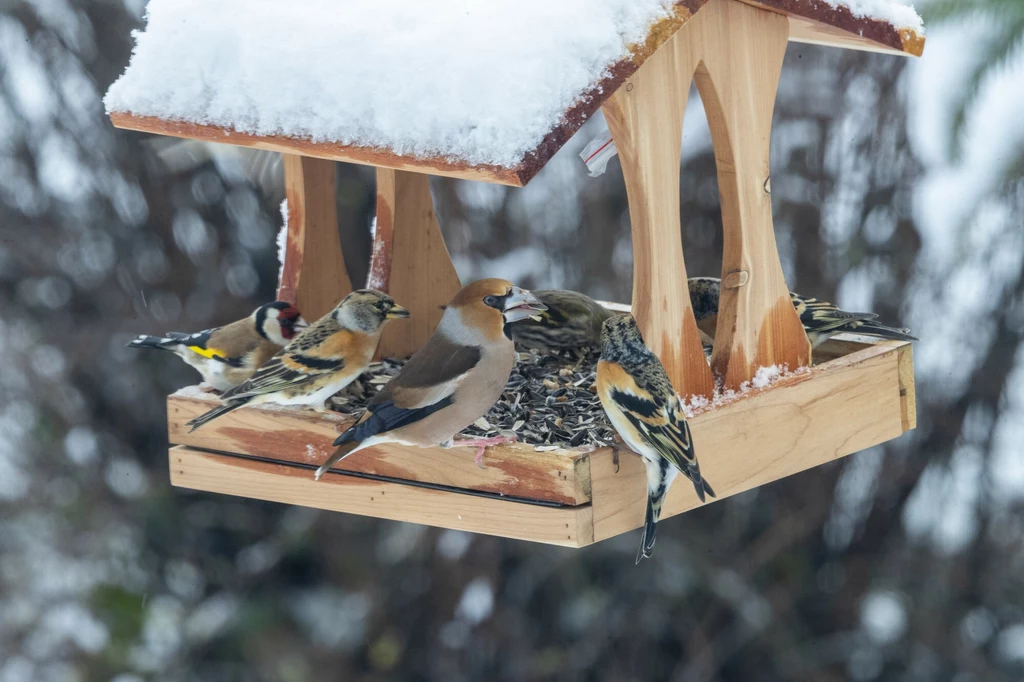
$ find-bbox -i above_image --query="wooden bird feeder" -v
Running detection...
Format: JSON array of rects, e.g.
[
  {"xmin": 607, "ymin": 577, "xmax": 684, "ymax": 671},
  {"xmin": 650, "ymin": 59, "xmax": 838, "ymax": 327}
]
[{"xmin": 109, "ymin": 0, "xmax": 923, "ymax": 547}]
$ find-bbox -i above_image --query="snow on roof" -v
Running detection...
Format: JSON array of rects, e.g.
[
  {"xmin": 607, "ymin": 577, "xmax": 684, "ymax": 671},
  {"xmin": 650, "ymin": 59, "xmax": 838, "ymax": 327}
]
[
  {"xmin": 105, "ymin": 0, "xmax": 923, "ymax": 176},
  {"xmin": 105, "ymin": 0, "xmax": 680, "ymax": 170},
  {"xmin": 824, "ymin": 0, "xmax": 923, "ymax": 35}
]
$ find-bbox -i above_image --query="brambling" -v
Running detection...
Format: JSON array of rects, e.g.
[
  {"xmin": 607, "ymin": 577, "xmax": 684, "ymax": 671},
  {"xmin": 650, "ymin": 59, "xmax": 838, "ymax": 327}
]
[
  {"xmin": 597, "ymin": 313, "xmax": 715, "ymax": 563},
  {"xmin": 186, "ymin": 290, "xmax": 409, "ymax": 432}
]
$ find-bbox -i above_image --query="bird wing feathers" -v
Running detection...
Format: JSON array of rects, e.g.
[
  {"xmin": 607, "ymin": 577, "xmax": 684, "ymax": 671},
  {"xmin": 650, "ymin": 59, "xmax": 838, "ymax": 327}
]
[
  {"xmin": 791, "ymin": 294, "xmax": 876, "ymax": 333},
  {"xmin": 334, "ymin": 339, "xmax": 481, "ymax": 446},
  {"xmin": 220, "ymin": 320, "xmax": 349, "ymax": 400},
  {"xmin": 598, "ymin": 361, "xmax": 696, "ymax": 474},
  {"xmin": 169, "ymin": 316, "xmax": 265, "ymax": 367}
]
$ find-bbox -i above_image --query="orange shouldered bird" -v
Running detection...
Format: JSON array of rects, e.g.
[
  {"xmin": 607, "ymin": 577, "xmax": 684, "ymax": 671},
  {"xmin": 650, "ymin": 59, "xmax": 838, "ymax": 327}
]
[
  {"xmin": 314, "ymin": 278, "xmax": 546, "ymax": 480},
  {"xmin": 596, "ymin": 313, "xmax": 715, "ymax": 563},
  {"xmin": 127, "ymin": 301, "xmax": 306, "ymax": 391},
  {"xmin": 186, "ymin": 290, "xmax": 409, "ymax": 432}
]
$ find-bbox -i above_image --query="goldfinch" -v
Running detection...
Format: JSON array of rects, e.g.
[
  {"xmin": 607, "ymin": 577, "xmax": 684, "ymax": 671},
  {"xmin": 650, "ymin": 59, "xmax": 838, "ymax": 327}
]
[
  {"xmin": 688, "ymin": 277, "xmax": 917, "ymax": 349},
  {"xmin": 314, "ymin": 279, "xmax": 546, "ymax": 480},
  {"xmin": 506, "ymin": 289, "xmax": 612, "ymax": 352},
  {"xmin": 186, "ymin": 290, "xmax": 409, "ymax": 432},
  {"xmin": 596, "ymin": 314, "xmax": 715, "ymax": 563},
  {"xmin": 127, "ymin": 301, "xmax": 305, "ymax": 391}
]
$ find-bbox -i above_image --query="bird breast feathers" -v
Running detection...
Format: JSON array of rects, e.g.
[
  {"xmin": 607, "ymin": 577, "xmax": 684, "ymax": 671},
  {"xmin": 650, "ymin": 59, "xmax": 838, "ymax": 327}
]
[
  {"xmin": 312, "ymin": 328, "xmax": 377, "ymax": 361},
  {"xmin": 597, "ymin": 360, "xmax": 672, "ymax": 428}
]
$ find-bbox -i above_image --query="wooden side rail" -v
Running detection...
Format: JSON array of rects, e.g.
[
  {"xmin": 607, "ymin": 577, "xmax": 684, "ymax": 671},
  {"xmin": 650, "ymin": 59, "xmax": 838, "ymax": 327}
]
[
  {"xmin": 278, "ymin": 155, "xmax": 352, "ymax": 320},
  {"xmin": 603, "ymin": 0, "xmax": 811, "ymax": 395}
]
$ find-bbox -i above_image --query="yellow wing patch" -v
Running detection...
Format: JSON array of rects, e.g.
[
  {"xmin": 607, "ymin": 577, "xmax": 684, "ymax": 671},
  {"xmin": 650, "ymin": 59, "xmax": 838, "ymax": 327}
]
[{"xmin": 188, "ymin": 345, "xmax": 226, "ymax": 361}]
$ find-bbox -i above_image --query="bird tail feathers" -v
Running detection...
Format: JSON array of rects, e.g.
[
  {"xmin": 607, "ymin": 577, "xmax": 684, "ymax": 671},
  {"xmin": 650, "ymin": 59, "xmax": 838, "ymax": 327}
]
[
  {"xmin": 854, "ymin": 320, "xmax": 918, "ymax": 342},
  {"xmin": 636, "ymin": 495, "xmax": 659, "ymax": 564},
  {"xmin": 314, "ymin": 440, "xmax": 362, "ymax": 481},
  {"xmin": 186, "ymin": 401, "xmax": 244, "ymax": 432},
  {"xmin": 127, "ymin": 335, "xmax": 181, "ymax": 352}
]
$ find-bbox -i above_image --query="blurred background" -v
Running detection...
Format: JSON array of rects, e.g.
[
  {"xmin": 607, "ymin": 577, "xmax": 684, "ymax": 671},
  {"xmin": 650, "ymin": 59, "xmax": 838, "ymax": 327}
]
[{"xmin": 2, "ymin": 0, "xmax": 1023, "ymax": 680}]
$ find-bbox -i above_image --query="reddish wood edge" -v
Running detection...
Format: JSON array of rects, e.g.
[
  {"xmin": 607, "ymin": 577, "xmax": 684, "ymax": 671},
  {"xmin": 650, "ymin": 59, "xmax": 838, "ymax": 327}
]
[
  {"xmin": 167, "ymin": 392, "xmax": 593, "ymax": 506},
  {"xmin": 741, "ymin": 0, "xmax": 925, "ymax": 56}
]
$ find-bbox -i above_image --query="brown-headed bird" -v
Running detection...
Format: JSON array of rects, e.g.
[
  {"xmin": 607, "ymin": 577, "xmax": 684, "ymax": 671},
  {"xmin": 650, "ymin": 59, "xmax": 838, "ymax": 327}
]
[
  {"xmin": 688, "ymin": 277, "xmax": 917, "ymax": 349},
  {"xmin": 127, "ymin": 301, "xmax": 306, "ymax": 391},
  {"xmin": 596, "ymin": 314, "xmax": 715, "ymax": 563},
  {"xmin": 314, "ymin": 279, "xmax": 546, "ymax": 480},
  {"xmin": 506, "ymin": 289, "xmax": 612, "ymax": 352},
  {"xmin": 186, "ymin": 290, "xmax": 408, "ymax": 432}
]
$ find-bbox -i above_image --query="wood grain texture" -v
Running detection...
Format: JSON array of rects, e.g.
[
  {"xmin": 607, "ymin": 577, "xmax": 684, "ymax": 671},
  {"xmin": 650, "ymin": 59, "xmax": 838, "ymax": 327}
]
[
  {"xmin": 589, "ymin": 339, "xmax": 912, "ymax": 543},
  {"xmin": 371, "ymin": 169, "xmax": 462, "ymax": 359},
  {"xmin": 897, "ymin": 342, "xmax": 916, "ymax": 431},
  {"xmin": 111, "ymin": 113, "xmax": 528, "ymax": 186},
  {"xmin": 170, "ymin": 446, "xmax": 594, "ymax": 547},
  {"xmin": 602, "ymin": 25, "xmax": 715, "ymax": 400},
  {"xmin": 739, "ymin": 0, "xmax": 925, "ymax": 56},
  {"xmin": 279, "ymin": 155, "xmax": 352, "ymax": 321},
  {"xmin": 167, "ymin": 393, "xmax": 593, "ymax": 506},
  {"xmin": 690, "ymin": 0, "xmax": 812, "ymax": 389}
]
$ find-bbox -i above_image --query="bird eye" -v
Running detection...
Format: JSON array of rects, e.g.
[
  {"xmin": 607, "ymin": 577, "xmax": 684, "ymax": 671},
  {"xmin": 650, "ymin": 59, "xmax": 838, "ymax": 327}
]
[{"xmin": 484, "ymin": 295, "xmax": 498, "ymax": 307}]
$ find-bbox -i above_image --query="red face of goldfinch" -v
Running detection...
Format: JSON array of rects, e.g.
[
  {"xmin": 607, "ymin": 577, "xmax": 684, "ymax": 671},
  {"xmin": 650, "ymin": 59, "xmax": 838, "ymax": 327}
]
[
  {"xmin": 258, "ymin": 301, "xmax": 306, "ymax": 344},
  {"xmin": 449, "ymin": 278, "xmax": 546, "ymax": 341}
]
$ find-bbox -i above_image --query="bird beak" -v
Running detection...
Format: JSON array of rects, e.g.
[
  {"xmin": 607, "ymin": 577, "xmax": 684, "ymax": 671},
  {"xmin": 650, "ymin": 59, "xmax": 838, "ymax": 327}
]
[
  {"xmin": 293, "ymin": 317, "xmax": 310, "ymax": 330},
  {"xmin": 502, "ymin": 287, "xmax": 546, "ymax": 323},
  {"xmin": 385, "ymin": 304, "xmax": 411, "ymax": 319}
]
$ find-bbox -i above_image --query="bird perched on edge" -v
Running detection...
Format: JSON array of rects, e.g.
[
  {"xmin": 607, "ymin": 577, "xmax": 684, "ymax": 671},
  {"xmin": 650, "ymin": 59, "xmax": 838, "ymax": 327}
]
[
  {"xmin": 596, "ymin": 314, "xmax": 715, "ymax": 563},
  {"xmin": 688, "ymin": 277, "xmax": 918, "ymax": 349},
  {"xmin": 314, "ymin": 278, "xmax": 547, "ymax": 481},
  {"xmin": 127, "ymin": 301, "xmax": 306, "ymax": 391},
  {"xmin": 186, "ymin": 290, "xmax": 409, "ymax": 432},
  {"xmin": 506, "ymin": 289, "xmax": 612, "ymax": 352}
]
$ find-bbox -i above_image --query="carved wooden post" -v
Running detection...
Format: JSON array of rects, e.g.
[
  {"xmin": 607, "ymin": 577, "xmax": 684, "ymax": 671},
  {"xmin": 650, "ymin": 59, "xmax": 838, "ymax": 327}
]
[
  {"xmin": 693, "ymin": 0, "xmax": 811, "ymax": 389},
  {"xmin": 602, "ymin": 14, "xmax": 715, "ymax": 400},
  {"xmin": 278, "ymin": 155, "xmax": 352, "ymax": 321},
  {"xmin": 370, "ymin": 168, "xmax": 461, "ymax": 358}
]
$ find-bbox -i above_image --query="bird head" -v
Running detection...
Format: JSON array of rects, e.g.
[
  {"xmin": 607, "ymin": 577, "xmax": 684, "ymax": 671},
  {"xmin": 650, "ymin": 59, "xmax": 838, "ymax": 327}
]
[
  {"xmin": 600, "ymin": 313, "xmax": 652, "ymax": 364},
  {"xmin": 257, "ymin": 301, "xmax": 307, "ymax": 344},
  {"xmin": 446, "ymin": 278, "xmax": 546, "ymax": 342},
  {"xmin": 334, "ymin": 289, "xmax": 410, "ymax": 333}
]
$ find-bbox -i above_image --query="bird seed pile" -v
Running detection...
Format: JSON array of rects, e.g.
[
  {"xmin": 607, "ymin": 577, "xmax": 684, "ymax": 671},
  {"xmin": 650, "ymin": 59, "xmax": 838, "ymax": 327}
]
[{"xmin": 328, "ymin": 351, "xmax": 616, "ymax": 449}]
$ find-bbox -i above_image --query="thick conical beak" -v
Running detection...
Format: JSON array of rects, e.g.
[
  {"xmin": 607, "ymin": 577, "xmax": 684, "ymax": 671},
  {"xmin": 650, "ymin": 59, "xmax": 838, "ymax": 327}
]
[
  {"xmin": 292, "ymin": 316, "xmax": 310, "ymax": 330},
  {"xmin": 502, "ymin": 287, "xmax": 546, "ymax": 323},
  {"xmin": 385, "ymin": 304, "xmax": 411, "ymax": 319}
]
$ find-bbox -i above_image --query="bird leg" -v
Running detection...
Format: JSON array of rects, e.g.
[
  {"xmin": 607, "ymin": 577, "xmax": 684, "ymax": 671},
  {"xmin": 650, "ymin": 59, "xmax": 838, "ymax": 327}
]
[{"xmin": 450, "ymin": 435, "xmax": 518, "ymax": 468}]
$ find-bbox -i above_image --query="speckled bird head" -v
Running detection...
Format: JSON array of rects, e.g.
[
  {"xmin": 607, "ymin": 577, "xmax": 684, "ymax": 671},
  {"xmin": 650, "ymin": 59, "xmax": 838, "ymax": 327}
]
[
  {"xmin": 600, "ymin": 313, "xmax": 654, "ymax": 366},
  {"xmin": 687, "ymin": 277, "xmax": 722, "ymax": 323},
  {"xmin": 334, "ymin": 289, "xmax": 410, "ymax": 333}
]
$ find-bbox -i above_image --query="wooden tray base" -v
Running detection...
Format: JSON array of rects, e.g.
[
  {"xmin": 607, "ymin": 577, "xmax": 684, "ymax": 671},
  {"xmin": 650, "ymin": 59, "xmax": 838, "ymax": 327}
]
[{"xmin": 167, "ymin": 337, "xmax": 914, "ymax": 547}]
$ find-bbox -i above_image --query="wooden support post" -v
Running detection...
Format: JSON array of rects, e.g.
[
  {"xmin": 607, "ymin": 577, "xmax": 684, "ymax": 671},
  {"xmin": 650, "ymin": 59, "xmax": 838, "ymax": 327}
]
[
  {"xmin": 693, "ymin": 0, "xmax": 812, "ymax": 388},
  {"xmin": 370, "ymin": 169, "xmax": 462, "ymax": 359},
  {"xmin": 602, "ymin": 29, "xmax": 716, "ymax": 400},
  {"xmin": 278, "ymin": 155, "xmax": 352, "ymax": 321}
]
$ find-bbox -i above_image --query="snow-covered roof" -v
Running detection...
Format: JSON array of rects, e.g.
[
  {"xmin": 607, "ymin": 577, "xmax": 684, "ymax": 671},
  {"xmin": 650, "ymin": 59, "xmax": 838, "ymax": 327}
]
[{"xmin": 105, "ymin": 0, "xmax": 923, "ymax": 186}]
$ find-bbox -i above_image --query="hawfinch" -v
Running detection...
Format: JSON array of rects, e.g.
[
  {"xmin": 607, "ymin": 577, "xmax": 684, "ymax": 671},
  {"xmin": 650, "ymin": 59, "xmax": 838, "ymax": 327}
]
[
  {"xmin": 127, "ymin": 301, "xmax": 305, "ymax": 391},
  {"xmin": 688, "ymin": 277, "xmax": 917, "ymax": 349},
  {"xmin": 506, "ymin": 289, "xmax": 612, "ymax": 352},
  {"xmin": 596, "ymin": 314, "xmax": 715, "ymax": 563},
  {"xmin": 186, "ymin": 290, "xmax": 409, "ymax": 432},
  {"xmin": 314, "ymin": 278, "xmax": 546, "ymax": 480}
]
